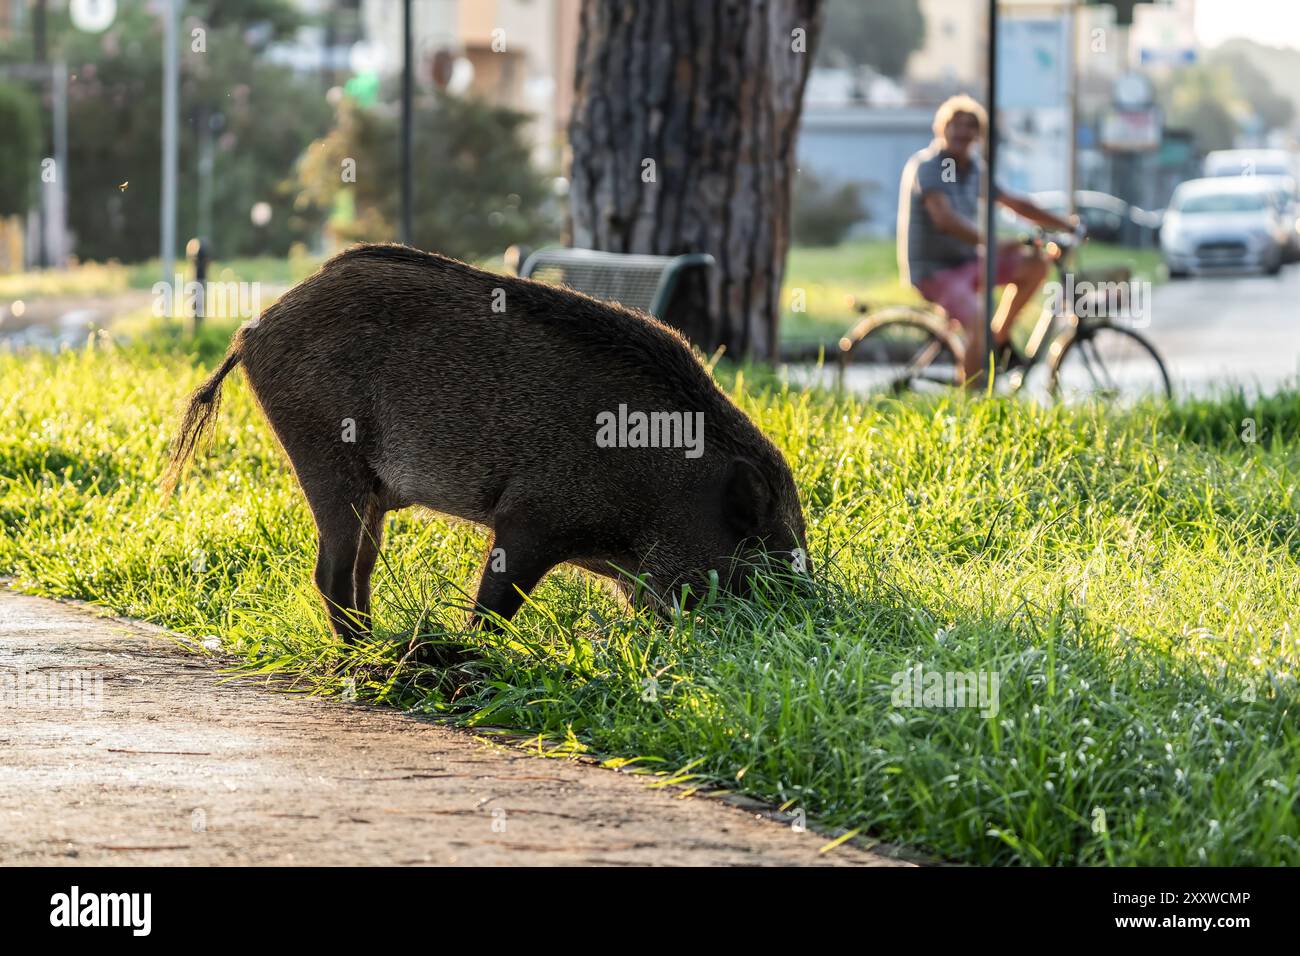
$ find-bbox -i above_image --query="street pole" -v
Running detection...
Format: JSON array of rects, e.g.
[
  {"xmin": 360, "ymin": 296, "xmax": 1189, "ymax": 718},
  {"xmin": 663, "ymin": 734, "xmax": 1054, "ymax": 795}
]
[
  {"xmin": 34, "ymin": 0, "xmax": 48, "ymax": 268},
  {"xmin": 161, "ymin": 0, "xmax": 179, "ymax": 299},
  {"xmin": 1067, "ymin": 0, "xmax": 1078, "ymax": 223},
  {"xmin": 197, "ymin": 109, "xmax": 215, "ymax": 245},
  {"xmin": 52, "ymin": 58, "xmax": 68, "ymax": 267},
  {"xmin": 400, "ymin": 0, "xmax": 414, "ymax": 246},
  {"xmin": 983, "ymin": 0, "xmax": 999, "ymax": 384}
]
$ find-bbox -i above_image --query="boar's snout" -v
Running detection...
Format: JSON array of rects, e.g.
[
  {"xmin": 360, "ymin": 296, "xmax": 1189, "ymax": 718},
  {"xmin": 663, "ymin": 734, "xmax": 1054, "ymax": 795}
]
[
  {"xmin": 718, "ymin": 455, "xmax": 810, "ymax": 581},
  {"xmin": 719, "ymin": 454, "xmax": 813, "ymax": 600},
  {"xmin": 630, "ymin": 454, "xmax": 810, "ymax": 616}
]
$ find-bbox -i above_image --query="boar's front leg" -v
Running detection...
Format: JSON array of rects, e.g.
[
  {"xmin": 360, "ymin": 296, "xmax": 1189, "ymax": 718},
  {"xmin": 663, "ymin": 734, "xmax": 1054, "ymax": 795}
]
[
  {"xmin": 469, "ymin": 521, "xmax": 560, "ymax": 630},
  {"xmin": 312, "ymin": 506, "xmax": 367, "ymax": 642}
]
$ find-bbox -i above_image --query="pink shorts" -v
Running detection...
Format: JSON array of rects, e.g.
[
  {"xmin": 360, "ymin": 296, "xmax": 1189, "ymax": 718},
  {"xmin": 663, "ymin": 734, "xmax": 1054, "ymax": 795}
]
[{"xmin": 915, "ymin": 248, "xmax": 1024, "ymax": 332}]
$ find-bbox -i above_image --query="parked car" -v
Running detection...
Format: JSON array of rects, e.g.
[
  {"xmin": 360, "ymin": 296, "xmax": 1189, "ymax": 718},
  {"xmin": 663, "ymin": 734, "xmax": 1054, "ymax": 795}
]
[
  {"xmin": 1160, "ymin": 177, "xmax": 1290, "ymax": 277},
  {"xmin": 1203, "ymin": 148, "xmax": 1298, "ymax": 180},
  {"xmin": 1201, "ymin": 149, "xmax": 1300, "ymax": 262},
  {"xmin": 999, "ymin": 190, "xmax": 1161, "ymax": 244}
]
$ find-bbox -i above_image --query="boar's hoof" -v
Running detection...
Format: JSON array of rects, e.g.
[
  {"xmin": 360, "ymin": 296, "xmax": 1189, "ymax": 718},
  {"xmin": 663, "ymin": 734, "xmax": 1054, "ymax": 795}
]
[{"xmin": 409, "ymin": 636, "xmax": 477, "ymax": 669}]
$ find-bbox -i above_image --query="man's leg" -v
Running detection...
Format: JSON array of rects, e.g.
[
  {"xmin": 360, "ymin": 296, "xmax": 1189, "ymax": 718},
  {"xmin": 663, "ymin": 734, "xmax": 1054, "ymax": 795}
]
[
  {"xmin": 918, "ymin": 263, "xmax": 983, "ymax": 386},
  {"xmin": 961, "ymin": 303, "xmax": 988, "ymax": 385},
  {"xmin": 989, "ymin": 242, "xmax": 1049, "ymax": 348}
]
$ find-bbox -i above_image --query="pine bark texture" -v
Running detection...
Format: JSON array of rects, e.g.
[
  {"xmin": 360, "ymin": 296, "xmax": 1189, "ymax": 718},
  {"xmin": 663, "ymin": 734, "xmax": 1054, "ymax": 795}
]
[{"xmin": 568, "ymin": 0, "xmax": 823, "ymax": 359}]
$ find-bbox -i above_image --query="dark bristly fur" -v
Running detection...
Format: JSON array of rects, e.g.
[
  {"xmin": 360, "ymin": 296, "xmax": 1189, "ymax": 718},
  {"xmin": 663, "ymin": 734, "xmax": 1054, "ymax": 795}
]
[{"xmin": 165, "ymin": 242, "xmax": 808, "ymax": 658}]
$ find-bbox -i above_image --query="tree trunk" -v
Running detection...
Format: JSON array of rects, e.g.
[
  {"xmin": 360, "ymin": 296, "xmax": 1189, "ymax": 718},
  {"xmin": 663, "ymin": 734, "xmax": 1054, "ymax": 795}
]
[{"xmin": 567, "ymin": 0, "xmax": 822, "ymax": 360}]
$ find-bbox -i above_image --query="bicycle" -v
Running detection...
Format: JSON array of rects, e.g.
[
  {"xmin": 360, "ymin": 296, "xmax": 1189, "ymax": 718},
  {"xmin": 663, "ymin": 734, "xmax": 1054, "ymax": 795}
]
[{"xmin": 837, "ymin": 229, "xmax": 1172, "ymax": 402}]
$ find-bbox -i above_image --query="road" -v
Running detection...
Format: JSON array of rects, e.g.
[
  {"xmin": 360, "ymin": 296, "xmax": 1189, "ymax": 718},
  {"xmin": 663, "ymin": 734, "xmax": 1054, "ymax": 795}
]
[
  {"xmin": 0, "ymin": 590, "xmax": 909, "ymax": 867},
  {"xmin": 1141, "ymin": 264, "xmax": 1300, "ymax": 396}
]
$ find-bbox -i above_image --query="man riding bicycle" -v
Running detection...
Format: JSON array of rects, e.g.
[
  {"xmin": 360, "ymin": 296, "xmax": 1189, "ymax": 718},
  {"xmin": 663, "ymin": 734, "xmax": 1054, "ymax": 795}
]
[{"xmin": 898, "ymin": 95, "xmax": 1079, "ymax": 385}]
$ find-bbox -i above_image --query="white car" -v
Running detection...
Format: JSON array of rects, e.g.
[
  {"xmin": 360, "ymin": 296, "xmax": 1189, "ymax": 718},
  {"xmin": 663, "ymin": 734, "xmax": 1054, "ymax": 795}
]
[
  {"xmin": 1160, "ymin": 178, "xmax": 1290, "ymax": 277},
  {"xmin": 1203, "ymin": 148, "xmax": 1297, "ymax": 180}
]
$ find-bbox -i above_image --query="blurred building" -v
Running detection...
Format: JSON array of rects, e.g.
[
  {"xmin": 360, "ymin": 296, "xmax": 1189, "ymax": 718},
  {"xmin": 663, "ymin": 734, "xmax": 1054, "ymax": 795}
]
[
  {"xmin": 908, "ymin": 0, "xmax": 985, "ymax": 96},
  {"xmin": 454, "ymin": 0, "xmax": 579, "ymax": 165},
  {"xmin": 797, "ymin": 0, "xmax": 1209, "ymax": 240},
  {"xmin": 797, "ymin": 0, "xmax": 990, "ymax": 239},
  {"xmin": 798, "ymin": 106, "xmax": 933, "ymax": 237},
  {"xmin": 0, "ymin": 0, "xmax": 21, "ymax": 40},
  {"xmin": 277, "ymin": 0, "xmax": 577, "ymax": 167},
  {"xmin": 1076, "ymin": 0, "xmax": 1202, "ymax": 217}
]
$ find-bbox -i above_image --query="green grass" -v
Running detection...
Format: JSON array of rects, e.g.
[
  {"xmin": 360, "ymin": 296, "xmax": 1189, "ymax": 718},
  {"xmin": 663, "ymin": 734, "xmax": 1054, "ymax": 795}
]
[
  {"xmin": 0, "ymin": 251, "xmax": 327, "ymax": 302},
  {"xmin": 0, "ymin": 260, "xmax": 133, "ymax": 301},
  {"xmin": 0, "ymin": 247, "xmax": 529, "ymax": 305},
  {"xmin": 2, "ymin": 325, "xmax": 1297, "ymax": 866}
]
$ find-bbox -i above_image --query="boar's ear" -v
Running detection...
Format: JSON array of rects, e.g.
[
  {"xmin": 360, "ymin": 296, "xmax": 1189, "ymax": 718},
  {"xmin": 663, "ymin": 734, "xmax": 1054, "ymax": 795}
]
[{"xmin": 723, "ymin": 457, "xmax": 773, "ymax": 535}]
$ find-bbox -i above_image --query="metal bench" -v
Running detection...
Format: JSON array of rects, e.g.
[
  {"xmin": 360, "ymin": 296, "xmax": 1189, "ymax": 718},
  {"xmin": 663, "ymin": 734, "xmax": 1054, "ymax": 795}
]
[{"xmin": 519, "ymin": 247, "xmax": 714, "ymax": 320}]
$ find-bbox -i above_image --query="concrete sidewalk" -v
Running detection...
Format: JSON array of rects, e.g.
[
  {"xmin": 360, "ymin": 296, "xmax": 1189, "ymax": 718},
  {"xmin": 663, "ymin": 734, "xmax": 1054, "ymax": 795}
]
[{"xmin": 0, "ymin": 590, "xmax": 907, "ymax": 866}]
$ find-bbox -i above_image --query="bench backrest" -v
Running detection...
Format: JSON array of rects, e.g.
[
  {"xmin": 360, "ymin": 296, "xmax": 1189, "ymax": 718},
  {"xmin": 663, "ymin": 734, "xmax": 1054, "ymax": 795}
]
[{"xmin": 519, "ymin": 248, "xmax": 714, "ymax": 318}]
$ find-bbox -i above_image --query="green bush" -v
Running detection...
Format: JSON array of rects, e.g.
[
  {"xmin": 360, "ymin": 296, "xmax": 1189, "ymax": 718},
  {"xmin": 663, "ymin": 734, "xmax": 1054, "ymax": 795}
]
[
  {"xmin": 791, "ymin": 170, "xmax": 868, "ymax": 247},
  {"xmin": 296, "ymin": 92, "xmax": 560, "ymax": 263},
  {"xmin": 0, "ymin": 82, "xmax": 40, "ymax": 218}
]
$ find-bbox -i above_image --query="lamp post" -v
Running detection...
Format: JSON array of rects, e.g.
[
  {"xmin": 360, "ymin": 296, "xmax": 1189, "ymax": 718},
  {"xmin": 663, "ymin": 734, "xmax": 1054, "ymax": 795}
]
[
  {"xmin": 400, "ymin": 0, "xmax": 413, "ymax": 246},
  {"xmin": 161, "ymin": 0, "xmax": 179, "ymax": 295},
  {"xmin": 983, "ymin": 0, "xmax": 1000, "ymax": 385}
]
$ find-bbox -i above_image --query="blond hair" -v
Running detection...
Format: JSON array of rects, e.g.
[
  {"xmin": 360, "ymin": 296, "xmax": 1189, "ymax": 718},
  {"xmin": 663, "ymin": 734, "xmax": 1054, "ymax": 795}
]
[{"xmin": 932, "ymin": 94, "xmax": 988, "ymax": 141}]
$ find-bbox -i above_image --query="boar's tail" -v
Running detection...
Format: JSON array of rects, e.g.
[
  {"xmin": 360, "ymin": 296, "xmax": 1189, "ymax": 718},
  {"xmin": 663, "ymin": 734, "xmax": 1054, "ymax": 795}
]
[{"xmin": 162, "ymin": 345, "xmax": 243, "ymax": 495}]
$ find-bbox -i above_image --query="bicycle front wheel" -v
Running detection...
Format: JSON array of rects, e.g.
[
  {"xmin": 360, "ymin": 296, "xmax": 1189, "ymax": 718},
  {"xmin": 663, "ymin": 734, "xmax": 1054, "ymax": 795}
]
[
  {"xmin": 1048, "ymin": 322, "xmax": 1172, "ymax": 402},
  {"xmin": 839, "ymin": 308, "xmax": 964, "ymax": 395}
]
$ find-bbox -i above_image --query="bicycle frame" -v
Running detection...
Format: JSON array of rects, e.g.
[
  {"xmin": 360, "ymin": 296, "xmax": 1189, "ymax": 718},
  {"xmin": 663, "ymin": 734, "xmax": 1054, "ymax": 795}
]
[{"xmin": 1000, "ymin": 233, "xmax": 1080, "ymax": 389}]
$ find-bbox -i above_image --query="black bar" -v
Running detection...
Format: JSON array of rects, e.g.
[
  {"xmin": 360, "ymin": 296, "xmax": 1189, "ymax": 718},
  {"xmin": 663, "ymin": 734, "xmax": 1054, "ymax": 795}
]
[{"xmin": 3, "ymin": 866, "xmax": 1291, "ymax": 941}]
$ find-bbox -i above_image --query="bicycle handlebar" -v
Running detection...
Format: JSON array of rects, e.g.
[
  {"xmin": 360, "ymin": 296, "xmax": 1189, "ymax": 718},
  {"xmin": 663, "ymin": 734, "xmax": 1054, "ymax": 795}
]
[
  {"xmin": 1024, "ymin": 223, "xmax": 1088, "ymax": 248},
  {"xmin": 1019, "ymin": 225, "xmax": 1087, "ymax": 264}
]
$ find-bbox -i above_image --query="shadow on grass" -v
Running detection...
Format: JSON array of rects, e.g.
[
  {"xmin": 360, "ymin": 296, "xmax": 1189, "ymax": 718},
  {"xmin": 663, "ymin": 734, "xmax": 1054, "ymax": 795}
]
[{"xmin": 224, "ymin": 544, "xmax": 1300, "ymax": 865}]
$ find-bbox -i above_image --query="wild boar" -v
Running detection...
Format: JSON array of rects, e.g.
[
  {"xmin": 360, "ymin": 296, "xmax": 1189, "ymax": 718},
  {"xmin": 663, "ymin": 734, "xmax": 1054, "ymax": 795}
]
[{"xmin": 164, "ymin": 243, "xmax": 808, "ymax": 653}]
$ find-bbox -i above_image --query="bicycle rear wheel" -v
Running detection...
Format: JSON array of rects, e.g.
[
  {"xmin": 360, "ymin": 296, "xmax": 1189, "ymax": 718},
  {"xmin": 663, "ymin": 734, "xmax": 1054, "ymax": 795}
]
[
  {"xmin": 1048, "ymin": 322, "xmax": 1171, "ymax": 402},
  {"xmin": 839, "ymin": 308, "xmax": 964, "ymax": 395}
]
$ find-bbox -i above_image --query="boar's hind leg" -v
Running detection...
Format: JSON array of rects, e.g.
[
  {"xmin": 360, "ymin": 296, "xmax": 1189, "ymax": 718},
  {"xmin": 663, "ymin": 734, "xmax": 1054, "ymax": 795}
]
[
  {"xmin": 353, "ymin": 494, "xmax": 387, "ymax": 626},
  {"xmin": 470, "ymin": 523, "xmax": 559, "ymax": 630},
  {"xmin": 302, "ymin": 478, "xmax": 370, "ymax": 643}
]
